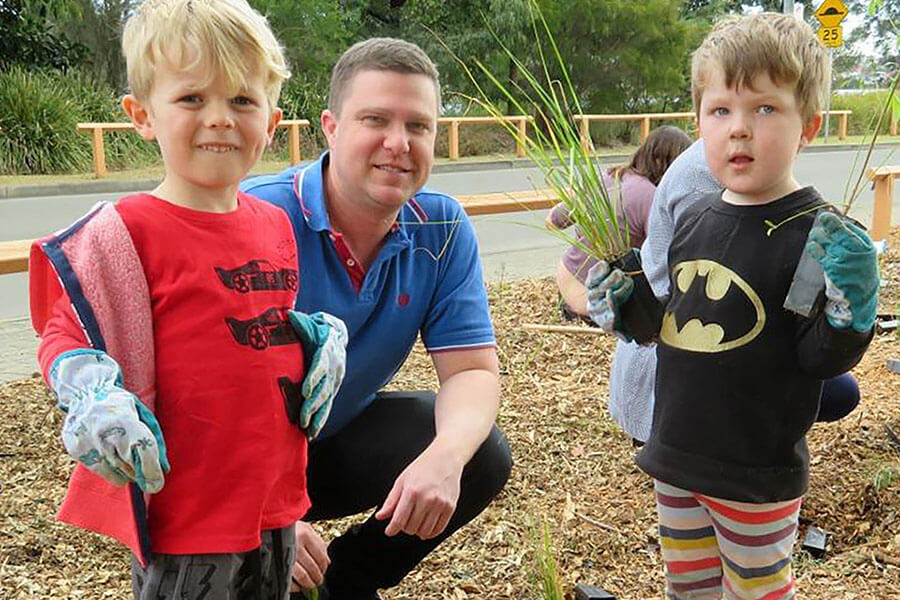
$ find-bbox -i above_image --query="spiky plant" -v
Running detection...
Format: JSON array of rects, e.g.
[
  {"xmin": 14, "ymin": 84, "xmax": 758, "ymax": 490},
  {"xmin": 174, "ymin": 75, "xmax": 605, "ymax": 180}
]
[{"xmin": 443, "ymin": 0, "xmax": 630, "ymax": 263}]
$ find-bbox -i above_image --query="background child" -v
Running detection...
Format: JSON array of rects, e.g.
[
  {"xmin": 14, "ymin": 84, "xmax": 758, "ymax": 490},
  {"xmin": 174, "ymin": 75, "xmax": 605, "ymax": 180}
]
[
  {"xmin": 586, "ymin": 13, "xmax": 877, "ymax": 599},
  {"xmin": 29, "ymin": 0, "xmax": 344, "ymax": 597},
  {"xmin": 546, "ymin": 125, "xmax": 691, "ymax": 318}
]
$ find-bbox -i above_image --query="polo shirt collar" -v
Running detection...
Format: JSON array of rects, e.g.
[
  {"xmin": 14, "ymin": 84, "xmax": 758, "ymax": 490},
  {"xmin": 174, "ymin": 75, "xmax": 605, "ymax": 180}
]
[{"xmin": 294, "ymin": 151, "xmax": 430, "ymax": 237}]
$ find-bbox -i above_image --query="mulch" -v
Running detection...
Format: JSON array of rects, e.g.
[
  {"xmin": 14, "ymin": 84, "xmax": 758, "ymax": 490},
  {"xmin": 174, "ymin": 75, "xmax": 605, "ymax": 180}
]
[{"xmin": 2, "ymin": 230, "xmax": 900, "ymax": 600}]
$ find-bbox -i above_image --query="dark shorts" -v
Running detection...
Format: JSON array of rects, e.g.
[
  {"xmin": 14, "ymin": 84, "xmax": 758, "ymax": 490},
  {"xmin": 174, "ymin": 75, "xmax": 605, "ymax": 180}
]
[{"xmin": 131, "ymin": 524, "xmax": 296, "ymax": 600}]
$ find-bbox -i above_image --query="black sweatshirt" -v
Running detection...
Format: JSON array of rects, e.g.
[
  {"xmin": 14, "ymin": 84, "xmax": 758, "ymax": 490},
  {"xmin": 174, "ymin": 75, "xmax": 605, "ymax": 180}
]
[{"xmin": 635, "ymin": 187, "xmax": 873, "ymax": 502}]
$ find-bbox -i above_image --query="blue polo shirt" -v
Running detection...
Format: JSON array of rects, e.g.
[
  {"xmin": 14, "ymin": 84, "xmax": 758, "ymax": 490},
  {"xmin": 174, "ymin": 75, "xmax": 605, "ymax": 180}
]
[{"xmin": 240, "ymin": 152, "xmax": 495, "ymax": 439}]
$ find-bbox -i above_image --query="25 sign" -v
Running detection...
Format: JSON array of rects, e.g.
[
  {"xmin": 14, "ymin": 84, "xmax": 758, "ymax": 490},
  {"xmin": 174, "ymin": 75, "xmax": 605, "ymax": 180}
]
[{"xmin": 817, "ymin": 25, "xmax": 843, "ymax": 47}]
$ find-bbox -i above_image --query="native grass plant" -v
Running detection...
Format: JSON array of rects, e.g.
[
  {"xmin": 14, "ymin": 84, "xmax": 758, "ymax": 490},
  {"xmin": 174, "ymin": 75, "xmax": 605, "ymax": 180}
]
[
  {"xmin": 529, "ymin": 520, "xmax": 566, "ymax": 600},
  {"xmin": 443, "ymin": 0, "xmax": 630, "ymax": 265}
]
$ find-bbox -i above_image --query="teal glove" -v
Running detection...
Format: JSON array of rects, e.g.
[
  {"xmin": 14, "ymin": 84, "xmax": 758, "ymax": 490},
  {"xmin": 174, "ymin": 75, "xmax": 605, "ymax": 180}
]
[
  {"xmin": 806, "ymin": 212, "xmax": 879, "ymax": 333},
  {"xmin": 288, "ymin": 311, "xmax": 348, "ymax": 439},
  {"xmin": 585, "ymin": 260, "xmax": 634, "ymax": 341},
  {"xmin": 48, "ymin": 349, "xmax": 169, "ymax": 493}
]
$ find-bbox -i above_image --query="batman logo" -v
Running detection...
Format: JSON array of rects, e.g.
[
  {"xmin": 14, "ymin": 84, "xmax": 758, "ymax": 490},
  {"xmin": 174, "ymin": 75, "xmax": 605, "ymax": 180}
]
[{"xmin": 660, "ymin": 259, "xmax": 765, "ymax": 353}]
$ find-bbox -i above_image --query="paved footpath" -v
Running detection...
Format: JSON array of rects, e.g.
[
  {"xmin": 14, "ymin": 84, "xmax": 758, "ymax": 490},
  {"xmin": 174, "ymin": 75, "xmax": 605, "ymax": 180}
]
[{"xmin": 0, "ymin": 317, "xmax": 39, "ymax": 384}]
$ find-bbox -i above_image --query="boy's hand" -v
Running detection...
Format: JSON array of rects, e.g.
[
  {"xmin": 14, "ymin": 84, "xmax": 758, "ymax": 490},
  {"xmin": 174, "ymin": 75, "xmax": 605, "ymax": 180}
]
[
  {"xmin": 805, "ymin": 212, "xmax": 879, "ymax": 333},
  {"xmin": 49, "ymin": 349, "xmax": 169, "ymax": 493},
  {"xmin": 586, "ymin": 260, "xmax": 634, "ymax": 340},
  {"xmin": 288, "ymin": 311, "xmax": 349, "ymax": 439}
]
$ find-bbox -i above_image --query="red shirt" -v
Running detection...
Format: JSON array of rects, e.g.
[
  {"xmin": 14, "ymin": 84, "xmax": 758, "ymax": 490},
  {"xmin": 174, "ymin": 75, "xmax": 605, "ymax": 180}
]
[{"xmin": 40, "ymin": 192, "xmax": 310, "ymax": 554}]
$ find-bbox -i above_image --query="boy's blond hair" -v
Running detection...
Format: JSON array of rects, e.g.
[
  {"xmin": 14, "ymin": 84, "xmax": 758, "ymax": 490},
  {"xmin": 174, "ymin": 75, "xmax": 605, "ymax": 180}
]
[
  {"xmin": 691, "ymin": 12, "xmax": 829, "ymax": 123},
  {"xmin": 122, "ymin": 0, "xmax": 289, "ymax": 110},
  {"xmin": 328, "ymin": 37, "xmax": 441, "ymax": 115}
]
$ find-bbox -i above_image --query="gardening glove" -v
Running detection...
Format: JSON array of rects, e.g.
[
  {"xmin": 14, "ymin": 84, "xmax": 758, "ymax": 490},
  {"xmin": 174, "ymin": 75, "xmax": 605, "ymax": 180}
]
[
  {"xmin": 585, "ymin": 260, "xmax": 634, "ymax": 341},
  {"xmin": 48, "ymin": 349, "xmax": 169, "ymax": 493},
  {"xmin": 805, "ymin": 211, "xmax": 879, "ymax": 333},
  {"xmin": 288, "ymin": 311, "xmax": 348, "ymax": 439}
]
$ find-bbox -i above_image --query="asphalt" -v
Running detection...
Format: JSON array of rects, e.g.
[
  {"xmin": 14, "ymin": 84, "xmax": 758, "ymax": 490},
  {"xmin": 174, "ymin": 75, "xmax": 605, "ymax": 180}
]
[
  {"xmin": 0, "ymin": 139, "xmax": 884, "ymax": 200},
  {"xmin": 0, "ymin": 141, "xmax": 896, "ymax": 384}
]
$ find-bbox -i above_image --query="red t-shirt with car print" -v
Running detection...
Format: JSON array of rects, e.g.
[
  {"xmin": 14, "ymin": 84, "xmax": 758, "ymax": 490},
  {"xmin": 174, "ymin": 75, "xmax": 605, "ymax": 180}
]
[{"xmin": 39, "ymin": 191, "xmax": 310, "ymax": 554}]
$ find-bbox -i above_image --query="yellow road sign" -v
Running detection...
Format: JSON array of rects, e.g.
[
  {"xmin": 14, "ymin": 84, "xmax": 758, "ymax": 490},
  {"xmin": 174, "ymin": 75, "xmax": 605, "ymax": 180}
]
[
  {"xmin": 815, "ymin": 0, "xmax": 848, "ymax": 28},
  {"xmin": 817, "ymin": 25, "xmax": 843, "ymax": 47}
]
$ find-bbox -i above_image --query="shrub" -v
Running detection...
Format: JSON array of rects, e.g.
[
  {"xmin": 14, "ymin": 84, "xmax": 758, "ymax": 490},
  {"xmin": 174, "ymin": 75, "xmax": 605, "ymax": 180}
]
[
  {"xmin": 55, "ymin": 68, "xmax": 160, "ymax": 171},
  {"xmin": 0, "ymin": 66, "xmax": 91, "ymax": 174},
  {"xmin": 0, "ymin": 66, "xmax": 160, "ymax": 175},
  {"xmin": 830, "ymin": 91, "xmax": 895, "ymax": 137}
]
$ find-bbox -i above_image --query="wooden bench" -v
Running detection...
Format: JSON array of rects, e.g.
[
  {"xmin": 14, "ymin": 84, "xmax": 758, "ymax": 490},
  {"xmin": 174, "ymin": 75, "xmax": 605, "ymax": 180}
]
[
  {"xmin": 457, "ymin": 188, "xmax": 556, "ymax": 215},
  {"xmin": 0, "ymin": 239, "xmax": 31, "ymax": 275},
  {"xmin": 77, "ymin": 119, "xmax": 311, "ymax": 178},
  {"xmin": 0, "ymin": 189, "xmax": 560, "ymax": 275},
  {"xmin": 439, "ymin": 116, "xmax": 530, "ymax": 161},
  {"xmin": 869, "ymin": 165, "xmax": 900, "ymax": 242}
]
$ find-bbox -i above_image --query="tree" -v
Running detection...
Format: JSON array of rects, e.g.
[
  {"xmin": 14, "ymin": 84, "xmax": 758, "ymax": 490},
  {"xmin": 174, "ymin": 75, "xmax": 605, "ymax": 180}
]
[
  {"xmin": 0, "ymin": 0, "xmax": 88, "ymax": 70},
  {"xmin": 842, "ymin": 0, "xmax": 899, "ymax": 87},
  {"xmin": 682, "ymin": 0, "xmax": 784, "ymax": 20},
  {"xmin": 64, "ymin": 0, "xmax": 139, "ymax": 93}
]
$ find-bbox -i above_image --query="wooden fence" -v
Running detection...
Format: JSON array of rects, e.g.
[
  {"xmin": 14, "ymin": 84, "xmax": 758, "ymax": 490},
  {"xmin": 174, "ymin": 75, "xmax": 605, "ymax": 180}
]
[
  {"xmin": 30, "ymin": 108, "xmax": 862, "ymax": 178},
  {"xmin": 77, "ymin": 119, "xmax": 310, "ymax": 178}
]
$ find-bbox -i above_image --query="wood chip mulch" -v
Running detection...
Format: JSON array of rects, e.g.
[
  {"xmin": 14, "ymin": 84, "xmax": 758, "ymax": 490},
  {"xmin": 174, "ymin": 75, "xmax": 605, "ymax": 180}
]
[{"xmin": 3, "ymin": 230, "xmax": 900, "ymax": 600}]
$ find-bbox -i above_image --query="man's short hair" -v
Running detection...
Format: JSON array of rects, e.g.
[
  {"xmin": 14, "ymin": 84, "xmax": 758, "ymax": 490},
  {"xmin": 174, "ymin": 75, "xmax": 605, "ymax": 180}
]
[
  {"xmin": 328, "ymin": 37, "xmax": 441, "ymax": 114},
  {"xmin": 122, "ymin": 0, "xmax": 289, "ymax": 109},
  {"xmin": 691, "ymin": 12, "xmax": 829, "ymax": 122}
]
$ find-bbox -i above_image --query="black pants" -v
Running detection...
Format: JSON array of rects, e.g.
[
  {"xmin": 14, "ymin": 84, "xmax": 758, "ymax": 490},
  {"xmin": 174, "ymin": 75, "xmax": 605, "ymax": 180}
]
[
  {"xmin": 304, "ymin": 391, "xmax": 512, "ymax": 598},
  {"xmin": 817, "ymin": 372, "xmax": 860, "ymax": 422}
]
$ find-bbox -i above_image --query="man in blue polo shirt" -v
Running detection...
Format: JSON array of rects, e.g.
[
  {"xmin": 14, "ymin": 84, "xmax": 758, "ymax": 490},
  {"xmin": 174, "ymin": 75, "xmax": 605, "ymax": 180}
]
[{"xmin": 241, "ymin": 38, "xmax": 512, "ymax": 600}]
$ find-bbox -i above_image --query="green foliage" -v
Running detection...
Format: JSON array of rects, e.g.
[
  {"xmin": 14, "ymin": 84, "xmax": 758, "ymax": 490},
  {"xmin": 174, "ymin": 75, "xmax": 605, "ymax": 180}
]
[
  {"xmin": 843, "ymin": 0, "xmax": 900, "ymax": 86},
  {"xmin": 251, "ymin": 0, "xmax": 356, "ymax": 119},
  {"xmin": 873, "ymin": 463, "xmax": 900, "ymax": 492},
  {"xmin": 831, "ymin": 91, "xmax": 898, "ymax": 135},
  {"xmin": 530, "ymin": 521, "xmax": 565, "ymax": 600},
  {"xmin": 457, "ymin": 0, "xmax": 631, "ymax": 261},
  {"xmin": 0, "ymin": 66, "xmax": 158, "ymax": 175},
  {"xmin": 0, "ymin": 66, "xmax": 91, "ymax": 174},
  {"xmin": 0, "ymin": 0, "xmax": 89, "ymax": 71}
]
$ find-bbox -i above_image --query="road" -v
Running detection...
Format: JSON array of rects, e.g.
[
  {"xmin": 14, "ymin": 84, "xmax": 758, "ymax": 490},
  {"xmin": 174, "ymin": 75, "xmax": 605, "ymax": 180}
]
[{"xmin": 1, "ymin": 145, "xmax": 898, "ymax": 320}]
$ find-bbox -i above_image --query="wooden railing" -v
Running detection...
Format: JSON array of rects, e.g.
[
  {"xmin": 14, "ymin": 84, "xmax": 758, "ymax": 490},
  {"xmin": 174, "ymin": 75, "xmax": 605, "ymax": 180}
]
[
  {"xmin": 869, "ymin": 165, "xmax": 900, "ymax": 242},
  {"xmin": 76, "ymin": 119, "xmax": 310, "ymax": 178},
  {"xmin": 823, "ymin": 110, "xmax": 852, "ymax": 141},
  {"xmin": 575, "ymin": 112, "xmax": 697, "ymax": 151},
  {"xmin": 0, "ymin": 189, "xmax": 559, "ymax": 275},
  {"xmin": 439, "ymin": 116, "xmax": 530, "ymax": 160}
]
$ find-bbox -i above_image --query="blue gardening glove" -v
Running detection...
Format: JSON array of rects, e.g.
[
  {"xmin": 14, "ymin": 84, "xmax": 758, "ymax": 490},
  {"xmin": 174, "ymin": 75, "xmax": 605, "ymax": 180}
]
[
  {"xmin": 585, "ymin": 260, "xmax": 635, "ymax": 341},
  {"xmin": 288, "ymin": 311, "xmax": 348, "ymax": 439},
  {"xmin": 48, "ymin": 349, "xmax": 169, "ymax": 493},
  {"xmin": 806, "ymin": 212, "xmax": 879, "ymax": 333}
]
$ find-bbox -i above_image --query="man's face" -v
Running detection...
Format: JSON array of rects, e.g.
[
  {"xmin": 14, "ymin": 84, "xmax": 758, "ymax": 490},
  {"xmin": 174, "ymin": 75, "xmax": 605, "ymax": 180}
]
[
  {"xmin": 321, "ymin": 69, "xmax": 438, "ymax": 214},
  {"xmin": 699, "ymin": 69, "xmax": 820, "ymax": 206}
]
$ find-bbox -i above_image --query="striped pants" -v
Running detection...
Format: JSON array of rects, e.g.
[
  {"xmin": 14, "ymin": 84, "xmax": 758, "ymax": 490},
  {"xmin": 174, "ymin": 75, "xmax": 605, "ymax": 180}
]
[{"xmin": 655, "ymin": 480, "xmax": 802, "ymax": 600}]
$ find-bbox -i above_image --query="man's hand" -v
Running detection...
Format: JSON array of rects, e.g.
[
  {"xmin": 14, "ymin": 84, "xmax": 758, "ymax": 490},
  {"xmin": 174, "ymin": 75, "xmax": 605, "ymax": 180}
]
[
  {"xmin": 289, "ymin": 521, "xmax": 330, "ymax": 592},
  {"xmin": 806, "ymin": 212, "xmax": 879, "ymax": 333},
  {"xmin": 288, "ymin": 311, "xmax": 349, "ymax": 439},
  {"xmin": 585, "ymin": 260, "xmax": 634, "ymax": 338},
  {"xmin": 49, "ymin": 349, "xmax": 169, "ymax": 493},
  {"xmin": 374, "ymin": 444, "xmax": 463, "ymax": 540}
]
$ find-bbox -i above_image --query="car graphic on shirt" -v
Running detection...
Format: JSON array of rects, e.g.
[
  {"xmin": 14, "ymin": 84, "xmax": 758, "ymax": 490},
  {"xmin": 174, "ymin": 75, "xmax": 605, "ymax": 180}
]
[
  {"xmin": 226, "ymin": 307, "xmax": 298, "ymax": 350},
  {"xmin": 215, "ymin": 260, "xmax": 298, "ymax": 293}
]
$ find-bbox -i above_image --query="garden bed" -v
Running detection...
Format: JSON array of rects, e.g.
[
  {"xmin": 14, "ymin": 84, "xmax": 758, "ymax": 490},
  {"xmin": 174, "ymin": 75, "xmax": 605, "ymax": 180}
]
[{"xmin": 2, "ymin": 232, "xmax": 899, "ymax": 599}]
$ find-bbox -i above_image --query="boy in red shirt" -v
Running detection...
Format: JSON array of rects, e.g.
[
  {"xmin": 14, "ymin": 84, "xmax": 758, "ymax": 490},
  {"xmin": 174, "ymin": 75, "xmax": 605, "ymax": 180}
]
[{"xmin": 30, "ymin": 1, "xmax": 343, "ymax": 597}]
